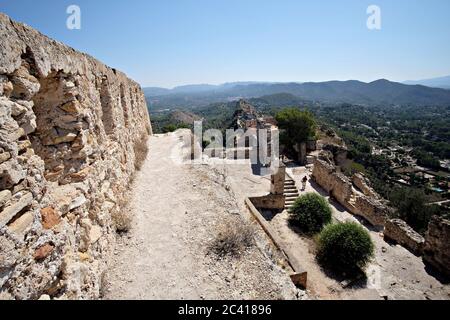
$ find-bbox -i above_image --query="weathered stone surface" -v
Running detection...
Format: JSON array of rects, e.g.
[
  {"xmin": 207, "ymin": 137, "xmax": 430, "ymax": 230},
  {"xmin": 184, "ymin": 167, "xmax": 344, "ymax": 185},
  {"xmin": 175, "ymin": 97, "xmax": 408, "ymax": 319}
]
[
  {"xmin": 33, "ymin": 243, "xmax": 54, "ymax": 261},
  {"xmin": 40, "ymin": 207, "xmax": 60, "ymax": 229},
  {"xmin": 312, "ymin": 155, "xmax": 388, "ymax": 228},
  {"xmin": 352, "ymin": 173, "xmax": 379, "ymax": 199},
  {"xmin": 0, "ymin": 13, "xmax": 151, "ymax": 299},
  {"xmin": 0, "ymin": 192, "xmax": 33, "ymax": 227},
  {"xmin": 0, "ymin": 235, "xmax": 19, "ymax": 270},
  {"xmin": 423, "ymin": 216, "xmax": 450, "ymax": 277},
  {"xmin": 0, "ymin": 190, "xmax": 12, "ymax": 207},
  {"xmin": 0, "ymin": 152, "xmax": 11, "ymax": 164},
  {"xmin": 89, "ymin": 226, "xmax": 102, "ymax": 244},
  {"xmin": 8, "ymin": 211, "xmax": 34, "ymax": 235},
  {"xmin": 384, "ymin": 219, "xmax": 425, "ymax": 255}
]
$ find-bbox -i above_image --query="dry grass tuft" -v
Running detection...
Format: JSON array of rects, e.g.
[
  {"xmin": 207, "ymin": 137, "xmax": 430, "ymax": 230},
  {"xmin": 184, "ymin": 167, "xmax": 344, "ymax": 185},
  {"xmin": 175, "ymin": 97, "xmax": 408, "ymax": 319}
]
[
  {"xmin": 112, "ymin": 198, "xmax": 132, "ymax": 233},
  {"xmin": 208, "ymin": 219, "xmax": 255, "ymax": 258}
]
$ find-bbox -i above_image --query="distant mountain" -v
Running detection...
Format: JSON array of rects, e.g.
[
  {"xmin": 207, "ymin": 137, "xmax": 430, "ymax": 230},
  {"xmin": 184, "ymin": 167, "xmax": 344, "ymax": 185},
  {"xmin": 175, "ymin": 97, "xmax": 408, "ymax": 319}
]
[
  {"xmin": 145, "ymin": 79, "xmax": 450, "ymax": 110},
  {"xmin": 143, "ymin": 87, "xmax": 171, "ymax": 96},
  {"xmin": 143, "ymin": 82, "xmax": 274, "ymax": 97},
  {"xmin": 404, "ymin": 75, "xmax": 450, "ymax": 89}
]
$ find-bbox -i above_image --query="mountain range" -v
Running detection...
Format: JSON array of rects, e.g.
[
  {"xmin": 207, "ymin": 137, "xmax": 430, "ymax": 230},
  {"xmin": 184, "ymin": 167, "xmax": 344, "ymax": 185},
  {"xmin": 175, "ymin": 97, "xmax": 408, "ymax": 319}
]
[
  {"xmin": 145, "ymin": 78, "xmax": 450, "ymax": 110},
  {"xmin": 403, "ymin": 75, "xmax": 450, "ymax": 89}
]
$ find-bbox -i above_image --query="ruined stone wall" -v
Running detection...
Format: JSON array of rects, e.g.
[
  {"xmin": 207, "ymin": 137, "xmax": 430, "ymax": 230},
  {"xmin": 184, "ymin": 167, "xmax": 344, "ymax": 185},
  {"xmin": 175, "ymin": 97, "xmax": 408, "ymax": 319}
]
[
  {"xmin": 312, "ymin": 156, "xmax": 388, "ymax": 227},
  {"xmin": 0, "ymin": 14, "xmax": 151, "ymax": 300},
  {"xmin": 384, "ymin": 219, "xmax": 425, "ymax": 255},
  {"xmin": 423, "ymin": 216, "xmax": 450, "ymax": 277}
]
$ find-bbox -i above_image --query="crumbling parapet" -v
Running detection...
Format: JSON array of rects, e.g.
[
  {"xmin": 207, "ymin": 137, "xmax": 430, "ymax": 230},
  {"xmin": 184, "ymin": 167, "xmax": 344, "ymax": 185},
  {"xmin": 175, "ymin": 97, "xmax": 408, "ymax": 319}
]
[
  {"xmin": 384, "ymin": 219, "xmax": 425, "ymax": 255},
  {"xmin": 423, "ymin": 216, "xmax": 450, "ymax": 277},
  {"xmin": 312, "ymin": 155, "xmax": 388, "ymax": 228}
]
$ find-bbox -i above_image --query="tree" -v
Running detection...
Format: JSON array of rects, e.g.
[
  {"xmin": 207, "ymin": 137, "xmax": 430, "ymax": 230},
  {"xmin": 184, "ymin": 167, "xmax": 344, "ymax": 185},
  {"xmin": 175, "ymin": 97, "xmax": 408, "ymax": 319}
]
[
  {"xmin": 289, "ymin": 193, "xmax": 332, "ymax": 234},
  {"xmin": 317, "ymin": 222, "xmax": 374, "ymax": 274},
  {"xmin": 275, "ymin": 108, "xmax": 317, "ymax": 152},
  {"xmin": 389, "ymin": 187, "xmax": 431, "ymax": 234}
]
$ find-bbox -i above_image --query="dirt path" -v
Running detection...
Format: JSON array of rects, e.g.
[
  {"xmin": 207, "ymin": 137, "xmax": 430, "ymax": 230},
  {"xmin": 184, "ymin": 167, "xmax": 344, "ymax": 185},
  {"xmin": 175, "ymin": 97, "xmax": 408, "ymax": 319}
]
[{"xmin": 104, "ymin": 130, "xmax": 300, "ymax": 300}]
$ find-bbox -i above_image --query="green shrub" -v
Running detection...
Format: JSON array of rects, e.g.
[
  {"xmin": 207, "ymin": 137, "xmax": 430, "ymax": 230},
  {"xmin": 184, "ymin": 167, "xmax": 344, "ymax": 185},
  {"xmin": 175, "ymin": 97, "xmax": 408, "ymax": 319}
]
[
  {"xmin": 317, "ymin": 222, "xmax": 374, "ymax": 274},
  {"xmin": 289, "ymin": 193, "xmax": 332, "ymax": 233}
]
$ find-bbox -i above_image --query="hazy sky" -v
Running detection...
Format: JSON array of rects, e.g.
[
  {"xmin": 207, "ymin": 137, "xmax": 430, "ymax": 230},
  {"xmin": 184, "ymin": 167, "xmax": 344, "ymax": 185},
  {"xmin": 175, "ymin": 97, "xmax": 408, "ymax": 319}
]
[{"xmin": 1, "ymin": 0, "xmax": 450, "ymax": 88}]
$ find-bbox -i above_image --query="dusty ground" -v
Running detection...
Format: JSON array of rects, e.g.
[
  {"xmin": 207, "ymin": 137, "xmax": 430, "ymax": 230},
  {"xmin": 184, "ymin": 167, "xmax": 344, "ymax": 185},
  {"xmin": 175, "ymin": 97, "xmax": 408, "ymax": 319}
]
[{"xmin": 104, "ymin": 130, "xmax": 302, "ymax": 300}]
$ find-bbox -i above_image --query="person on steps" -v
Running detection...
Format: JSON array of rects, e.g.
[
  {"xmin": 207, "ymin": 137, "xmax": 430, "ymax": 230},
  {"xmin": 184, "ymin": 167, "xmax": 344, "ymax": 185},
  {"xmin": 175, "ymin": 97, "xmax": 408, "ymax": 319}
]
[{"xmin": 302, "ymin": 176, "xmax": 308, "ymax": 191}]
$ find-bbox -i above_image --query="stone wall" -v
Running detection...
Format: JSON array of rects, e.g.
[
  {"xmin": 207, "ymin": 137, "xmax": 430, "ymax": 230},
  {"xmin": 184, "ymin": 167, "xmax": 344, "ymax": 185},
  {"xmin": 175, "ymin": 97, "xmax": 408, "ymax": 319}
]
[
  {"xmin": 0, "ymin": 14, "xmax": 151, "ymax": 300},
  {"xmin": 312, "ymin": 155, "xmax": 388, "ymax": 227},
  {"xmin": 423, "ymin": 216, "xmax": 450, "ymax": 277},
  {"xmin": 384, "ymin": 219, "xmax": 425, "ymax": 255}
]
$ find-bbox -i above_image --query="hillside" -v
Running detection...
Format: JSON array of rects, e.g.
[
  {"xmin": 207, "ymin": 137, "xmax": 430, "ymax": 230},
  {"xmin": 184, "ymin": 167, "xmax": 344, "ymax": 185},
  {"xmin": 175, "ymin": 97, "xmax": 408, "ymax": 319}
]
[
  {"xmin": 146, "ymin": 79, "xmax": 450, "ymax": 110},
  {"xmin": 404, "ymin": 75, "xmax": 450, "ymax": 89}
]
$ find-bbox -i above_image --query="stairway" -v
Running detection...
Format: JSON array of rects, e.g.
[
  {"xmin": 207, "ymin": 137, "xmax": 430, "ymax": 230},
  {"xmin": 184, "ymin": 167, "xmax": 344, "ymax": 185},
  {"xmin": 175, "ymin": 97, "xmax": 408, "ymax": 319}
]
[{"xmin": 284, "ymin": 177, "xmax": 300, "ymax": 210}]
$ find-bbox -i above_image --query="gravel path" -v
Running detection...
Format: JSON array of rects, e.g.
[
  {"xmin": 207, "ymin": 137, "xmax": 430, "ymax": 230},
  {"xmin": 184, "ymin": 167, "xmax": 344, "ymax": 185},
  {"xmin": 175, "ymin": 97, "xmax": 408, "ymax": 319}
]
[{"xmin": 104, "ymin": 130, "xmax": 300, "ymax": 300}]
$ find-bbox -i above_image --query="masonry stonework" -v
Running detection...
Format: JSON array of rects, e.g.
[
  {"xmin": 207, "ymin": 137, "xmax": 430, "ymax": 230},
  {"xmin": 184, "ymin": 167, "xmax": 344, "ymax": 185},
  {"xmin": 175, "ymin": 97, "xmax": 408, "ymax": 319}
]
[{"xmin": 0, "ymin": 14, "xmax": 151, "ymax": 299}]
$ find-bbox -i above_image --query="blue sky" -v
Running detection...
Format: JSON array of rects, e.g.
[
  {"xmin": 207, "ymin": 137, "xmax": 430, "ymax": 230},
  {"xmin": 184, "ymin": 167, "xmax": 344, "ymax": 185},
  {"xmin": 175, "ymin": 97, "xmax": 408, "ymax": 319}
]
[{"xmin": 1, "ymin": 0, "xmax": 450, "ymax": 88}]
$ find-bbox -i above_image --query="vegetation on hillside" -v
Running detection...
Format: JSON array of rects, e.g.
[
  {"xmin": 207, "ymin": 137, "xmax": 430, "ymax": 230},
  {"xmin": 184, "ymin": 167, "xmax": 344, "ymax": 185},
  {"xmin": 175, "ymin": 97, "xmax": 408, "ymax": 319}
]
[
  {"xmin": 289, "ymin": 193, "xmax": 332, "ymax": 234},
  {"xmin": 317, "ymin": 222, "xmax": 374, "ymax": 274}
]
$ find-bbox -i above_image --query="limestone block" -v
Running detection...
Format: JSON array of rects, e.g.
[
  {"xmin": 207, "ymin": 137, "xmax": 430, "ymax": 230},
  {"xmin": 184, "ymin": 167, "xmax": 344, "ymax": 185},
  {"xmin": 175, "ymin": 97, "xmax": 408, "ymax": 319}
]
[
  {"xmin": 384, "ymin": 219, "xmax": 425, "ymax": 255},
  {"xmin": 40, "ymin": 207, "xmax": 61, "ymax": 229},
  {"xmin": 0, "ymin": 190, "xmax": 12, "ymax": 207},
  {"xmin": 33, "ymin": 243, "xmax": 54, "ymax": 261},
  {"xmin": 8, "ymin": 210, "xmax": 34, "ymax": 235},
  {"xmin": 0, "ymin": 235, "xmax": 19, "ymax": 269},
  {"xmin": 0, "ymin": 192, "xmax": 33, "ymax": 227},
  {"xmin": 10, "ymin": 65, "xmax": 41, "ymax": 100}
]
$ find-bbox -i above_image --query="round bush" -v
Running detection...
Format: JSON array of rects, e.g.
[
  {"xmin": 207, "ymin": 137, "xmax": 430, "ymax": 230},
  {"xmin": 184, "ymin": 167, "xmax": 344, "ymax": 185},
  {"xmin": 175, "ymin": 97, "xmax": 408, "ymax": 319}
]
[
  {"xmin": 317, "ymin": 222, "xmax": 374, "ymax": 273},
  {"xmin": 289, "ymin": 193, "xmax": 332, "ymax": 233}
]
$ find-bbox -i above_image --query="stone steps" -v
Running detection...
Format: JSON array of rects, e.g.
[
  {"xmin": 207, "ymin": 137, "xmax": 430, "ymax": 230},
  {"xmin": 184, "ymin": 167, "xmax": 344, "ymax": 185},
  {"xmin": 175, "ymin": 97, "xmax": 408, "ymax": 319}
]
[{"xmin": 284, "ymin": 177, "xmax": 299, "ymax": 210}]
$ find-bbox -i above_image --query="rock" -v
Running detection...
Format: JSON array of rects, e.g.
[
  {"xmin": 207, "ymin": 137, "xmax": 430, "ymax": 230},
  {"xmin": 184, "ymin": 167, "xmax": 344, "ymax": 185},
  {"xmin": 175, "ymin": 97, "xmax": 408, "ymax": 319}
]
[
  {"xmin": 10, "ymin": 65, "xmax": 41, "ymax": 100},
  {"xmin": 40, "ymin": 207, "xmax": 61, "ymax": 229},
  {"xmin": 18, "ymin": 140, "xmax": 31, "ymax": 152},
  {"xmin": 0, "ymin": 190, "xmax": 12, "ymax": 207},
  {"xmin": 69, "ymin": 167, "xmax": 91, "ymax": 182},
  {"xmin": 352, "ymin": 173, "xmax": 379, "ymax": 198},
  {"xmin": 0, "ymin": 192, "xmax": 33, "ymax": 227},
  {"xmin": 59, "ymin": 101, "xmax": 81, "ymax": 114},
  {"xmin": 423, "ymin": 216, "xmax": 450, "ymax": 277},
  {"xmin": 89, "ymin": 225, "xmax": 102, "ymax": 244},
  {"xmin": 0, "ymin": 160, "xmax": 27, "ymax": 189},
  {"xmin": 69, "ymin": 195, "xmax": 86, "ymax": 211},
  {"xmin": 78, "ymin": 252, "xmax": 91, "ymax": 262},
  {"xmin": 0, "ymin": 235, "xmax": 19, "ymax": 269},
  {"xmin": 0, "ymin": 152, "xmax": 11, "ymax": 164},
  {"xmin": 384, "ymin": 219, "xmax": 425, "ymax": 255},
  {"xmin": 47, "ymin": 132, "xmax": 78, "ymax": 145},
  {"xmin": 8, "ymin": 211, "xmax": 34, "ymax": 235},
  {"xmin": 18, "ymin": 111, "xmax": 37, "ymax": 135},
  {"xmin": 33, "ymin": 243, "xmax": 54, "ymax": 261},
  {"xmin": 38, "ymin": 294, "xmax": 51, "ymax": 300},
  {"xmin": 0, "ymin": 290, "xmax": 14, "ymax": 300},
  {"xmin": 11, "ymin": 101, "xmax": 28, "ymax": 117}
]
